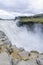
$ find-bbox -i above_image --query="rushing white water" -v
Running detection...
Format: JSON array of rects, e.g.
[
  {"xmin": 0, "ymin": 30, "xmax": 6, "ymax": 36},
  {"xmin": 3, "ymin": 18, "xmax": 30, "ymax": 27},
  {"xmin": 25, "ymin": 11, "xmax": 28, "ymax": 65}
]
[{"xmin": 0, "ymin": 20, "xmax": 43, "ymax": 52}]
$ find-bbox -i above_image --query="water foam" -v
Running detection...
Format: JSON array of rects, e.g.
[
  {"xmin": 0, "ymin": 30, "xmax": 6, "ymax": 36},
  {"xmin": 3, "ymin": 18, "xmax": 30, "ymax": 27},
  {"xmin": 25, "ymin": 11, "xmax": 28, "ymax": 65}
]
[{"xmin": 0, "ymin": 20, "xmax": 43, "ymax": 52}]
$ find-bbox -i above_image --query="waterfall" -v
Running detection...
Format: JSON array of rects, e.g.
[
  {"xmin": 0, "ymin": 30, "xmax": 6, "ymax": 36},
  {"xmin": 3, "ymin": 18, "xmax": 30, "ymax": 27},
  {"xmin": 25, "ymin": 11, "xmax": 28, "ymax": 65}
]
[{"xmin": 0, "ymin": 20, "xmax": 43, "ymax": 52}]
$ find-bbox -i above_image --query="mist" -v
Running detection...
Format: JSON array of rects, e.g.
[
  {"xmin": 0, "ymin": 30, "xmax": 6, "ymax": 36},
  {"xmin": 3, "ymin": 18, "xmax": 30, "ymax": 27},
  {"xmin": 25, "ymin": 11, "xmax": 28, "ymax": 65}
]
[
  {"xmin": 0, "ymin": 20, "xmax": 43, "ymax": 52},
  {"xmin": 16, "ymin": 22, "xmax": 43, "ymax": 52}
]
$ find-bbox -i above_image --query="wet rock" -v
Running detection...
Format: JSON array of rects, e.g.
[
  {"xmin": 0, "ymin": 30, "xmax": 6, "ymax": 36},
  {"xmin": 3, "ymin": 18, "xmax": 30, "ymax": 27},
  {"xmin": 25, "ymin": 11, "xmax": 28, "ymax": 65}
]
[
  {"xmin": 18, "ymin": 51, "xmax": 29, "ymax": 60},
  {"xmin": 11, "ymin": 45, "xmax": 22, "ymax": 60},
  {"xmin": 11, "ymin": 51, "xmax": 22, "ymax": 60},
  {"xmin": 29, "ymin": 50, "xmax": 39, "ymax": 59}
]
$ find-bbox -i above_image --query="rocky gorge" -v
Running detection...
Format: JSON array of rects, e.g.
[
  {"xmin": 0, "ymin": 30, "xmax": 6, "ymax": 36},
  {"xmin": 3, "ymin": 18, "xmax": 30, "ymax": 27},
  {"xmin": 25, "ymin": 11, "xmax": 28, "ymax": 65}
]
[{"xmin": 0, "ymin": 31, "xmax": 43, "ymax": 65}]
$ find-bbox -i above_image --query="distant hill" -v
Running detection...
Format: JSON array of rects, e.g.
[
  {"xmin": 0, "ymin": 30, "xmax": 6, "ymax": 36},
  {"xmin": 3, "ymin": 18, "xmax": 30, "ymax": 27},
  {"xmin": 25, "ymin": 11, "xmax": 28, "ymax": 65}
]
[
  {"xmin": 15, "ymin": 14, "xmax": 43, "ymax": 23},
  {"xmin": 33, "ymin": 14, "xmax": 43, "ymax": 18},
  {"xmin": 15, "ymin": 13, "xmax": 43, "ymax": 19}
]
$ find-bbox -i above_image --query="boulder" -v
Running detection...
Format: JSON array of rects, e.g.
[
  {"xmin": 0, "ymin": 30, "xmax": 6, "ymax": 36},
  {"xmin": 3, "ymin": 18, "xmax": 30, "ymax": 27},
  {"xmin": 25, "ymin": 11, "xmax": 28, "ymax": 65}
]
[
  {"xmin": 11, "ymin": 51, "xmax": 22, "ymax": 60},
  {"xmin": 29, "ymin": 50, "xmax": 39, "ymax": 59},
  {"xmin": 18, "ymin": 51, "xmax": 29, "ymax": 60}
]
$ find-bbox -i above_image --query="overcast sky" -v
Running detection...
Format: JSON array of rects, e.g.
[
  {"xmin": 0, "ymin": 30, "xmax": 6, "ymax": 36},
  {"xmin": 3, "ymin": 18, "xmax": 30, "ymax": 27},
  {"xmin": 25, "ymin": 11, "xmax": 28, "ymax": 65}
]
[{"xmin": 0, "ymin": 0, "xmax": 43, "ymax": 17}]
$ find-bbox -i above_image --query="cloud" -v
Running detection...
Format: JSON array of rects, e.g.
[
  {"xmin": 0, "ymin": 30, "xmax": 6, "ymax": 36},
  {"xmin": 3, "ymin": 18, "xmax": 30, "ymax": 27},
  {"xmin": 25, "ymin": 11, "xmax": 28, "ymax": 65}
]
[
  {"xmin": 0, "ymin": 10, "xmax": 34, "ymax": 19},
  {"xmin": 0, "ymin": 0, "xmax": 43, "ymax": 14},
  {"xmin": 0, "ymin": 10, "xmax": 14, "ymax": 19}
]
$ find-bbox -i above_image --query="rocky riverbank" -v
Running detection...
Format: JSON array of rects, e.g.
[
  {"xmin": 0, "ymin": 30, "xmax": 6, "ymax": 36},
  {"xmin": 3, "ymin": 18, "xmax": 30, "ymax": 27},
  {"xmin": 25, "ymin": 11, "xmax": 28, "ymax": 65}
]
[{"xmin": 0, "ymin": 31, "xmax": 43, "ymax": 65}]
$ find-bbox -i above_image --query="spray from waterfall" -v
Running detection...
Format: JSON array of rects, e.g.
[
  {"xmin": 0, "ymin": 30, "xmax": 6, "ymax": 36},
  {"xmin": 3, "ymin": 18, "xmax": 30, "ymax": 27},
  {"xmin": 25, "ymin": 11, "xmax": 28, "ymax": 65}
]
[{"xmin": 0, "ymin": 20, "xmax": 43, "ymax": 52}]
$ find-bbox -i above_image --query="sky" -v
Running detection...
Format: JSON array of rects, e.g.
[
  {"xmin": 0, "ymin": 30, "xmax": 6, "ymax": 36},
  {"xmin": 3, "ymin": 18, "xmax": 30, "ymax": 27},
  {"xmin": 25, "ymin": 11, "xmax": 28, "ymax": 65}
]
[{"xmin": 0, "ymin": 0, "xmax": 43, "ymax": 18}]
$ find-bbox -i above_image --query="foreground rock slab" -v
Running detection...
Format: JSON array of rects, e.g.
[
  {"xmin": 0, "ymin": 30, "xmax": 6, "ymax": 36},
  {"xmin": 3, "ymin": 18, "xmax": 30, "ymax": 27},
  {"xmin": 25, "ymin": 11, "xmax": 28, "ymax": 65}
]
[
  {"xmin": 17, "ymin": 60, "xmax": 38, "ymax": 65},
  {"xmin": 0, "ymin": 52, "xmax": 12, "ymax": 65},
  {"xmin": 0, "ymin": 31, "xmax": 43, "ymax": 65}
]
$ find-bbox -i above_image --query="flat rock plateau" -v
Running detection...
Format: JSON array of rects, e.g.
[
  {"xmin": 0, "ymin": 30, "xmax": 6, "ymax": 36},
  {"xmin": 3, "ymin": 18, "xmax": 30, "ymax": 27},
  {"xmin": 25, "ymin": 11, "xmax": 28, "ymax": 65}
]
[{"xmin": 0, "ymin": 31, "xmax": 43, "ymax": 65}]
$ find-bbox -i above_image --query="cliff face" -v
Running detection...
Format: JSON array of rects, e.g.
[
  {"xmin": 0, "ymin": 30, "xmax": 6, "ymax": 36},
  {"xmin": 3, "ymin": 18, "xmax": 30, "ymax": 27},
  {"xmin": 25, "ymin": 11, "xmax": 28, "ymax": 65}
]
[{"xmin": 0, "ymin": 31, "xmax": 43, "ymax": 65}]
